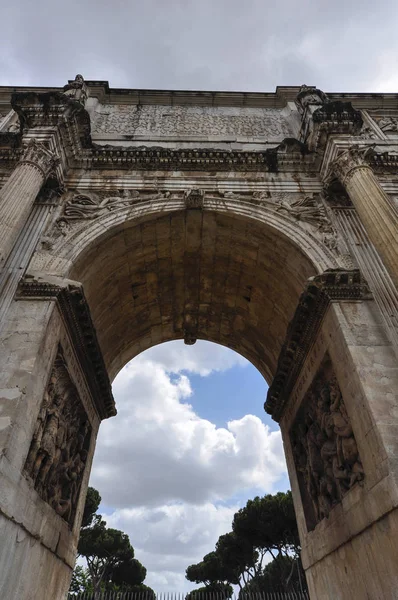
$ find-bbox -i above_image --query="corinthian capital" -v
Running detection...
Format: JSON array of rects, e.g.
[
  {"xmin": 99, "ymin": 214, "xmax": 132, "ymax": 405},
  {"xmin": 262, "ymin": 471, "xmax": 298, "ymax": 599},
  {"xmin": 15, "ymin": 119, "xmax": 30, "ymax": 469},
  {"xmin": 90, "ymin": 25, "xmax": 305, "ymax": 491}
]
[
  {"xmin": 331, "ymin": 147, "xmax": 373, "ymax": 184},
  {"xmin": 19, "ymin": 139, "xmax": 59, "ymax": 179}
]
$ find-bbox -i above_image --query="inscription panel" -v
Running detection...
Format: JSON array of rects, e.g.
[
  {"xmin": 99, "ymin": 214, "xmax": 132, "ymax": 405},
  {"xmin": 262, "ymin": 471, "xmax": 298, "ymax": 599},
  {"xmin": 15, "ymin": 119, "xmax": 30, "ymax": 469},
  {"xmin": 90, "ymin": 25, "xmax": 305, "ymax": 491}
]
[{"xmin": 92, "ymin": 104, "xmax": 292, "ymax": 139}]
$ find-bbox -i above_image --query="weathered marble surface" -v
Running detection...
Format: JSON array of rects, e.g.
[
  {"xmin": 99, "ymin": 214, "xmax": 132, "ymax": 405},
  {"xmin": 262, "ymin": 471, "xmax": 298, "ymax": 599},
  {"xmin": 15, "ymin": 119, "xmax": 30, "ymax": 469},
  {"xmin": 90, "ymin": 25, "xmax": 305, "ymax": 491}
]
[{"xmin": 92, "ymin": 104, "xmax": 292, "ymax": 139}]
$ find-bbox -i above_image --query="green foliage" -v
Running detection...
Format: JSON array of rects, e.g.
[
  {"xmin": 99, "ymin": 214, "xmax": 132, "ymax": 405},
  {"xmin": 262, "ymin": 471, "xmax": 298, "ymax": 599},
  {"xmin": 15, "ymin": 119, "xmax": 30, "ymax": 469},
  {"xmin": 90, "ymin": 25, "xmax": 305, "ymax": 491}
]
[
  {"xmin": 216, "ymin": 533, "xmax": 257, "ymax": 584},
  {"xmin": 232, "ymin": 491, "xmax": 300, "ymax": 558},
  {"xmin": 70, "ymin": 486, "xmax": 153, "ymax": 595},
  {"xmin": 110, "ymin": 557, "xmax": 147, "ymax": 588},
  {"xmin": 239, "ymin": 555, "xmax": 306, "ymax": 595},
  {"xmin": 69, "ymin": 565, "xmax": 93, "ymax": 594},
  {"xmin": 81, "ymin": 487, "xmax": 101, "ymax": 528},
  {"xmin": 186, "ymin": 583, "xmax": 233, "ymax": 600},
  {"xmin": 185, "ymin": 491, "xmax": 305, "ymax": 594}
]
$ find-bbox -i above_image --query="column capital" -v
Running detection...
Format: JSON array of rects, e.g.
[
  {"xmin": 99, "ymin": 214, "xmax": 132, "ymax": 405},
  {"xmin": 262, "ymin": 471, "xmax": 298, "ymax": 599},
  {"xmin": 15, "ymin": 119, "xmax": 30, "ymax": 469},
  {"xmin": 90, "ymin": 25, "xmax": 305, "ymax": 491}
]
[
  {"xmin": 330, "ymin": 146, "xmax": 373, "ymax": 185},
  {"xmin": 19, "ymin": 139, "xmax": 59, "ymax": 180}
]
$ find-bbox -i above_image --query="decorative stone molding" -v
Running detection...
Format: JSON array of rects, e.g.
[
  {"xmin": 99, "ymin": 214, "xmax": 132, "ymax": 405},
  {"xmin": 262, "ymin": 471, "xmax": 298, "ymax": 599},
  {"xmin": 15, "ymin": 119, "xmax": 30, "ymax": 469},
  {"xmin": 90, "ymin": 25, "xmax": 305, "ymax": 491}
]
[
  {"xmin": 376, "ymin": 116, "xmax": 398, "ymax": 133},
  {"xmin": 24, "ymin": 346, "xmax": 92, "ymax": 526},
  {"xmin": 304, "ymin": 101, "xmax": 362, "ymax": 151},
  {"xmin": 265, "ymin": 269, "xmax": 371, "ymax": 422},
  {"xmin": 330, "ymin": 146, "xmax": 374, "ymax": 185},
  {"xmin": 184, "ymin": 188, "xmax": 205, "ymax": 209},
  {"xmin": 17, "ymin": 276, "xmax": 116, "ymax": 420},
  {"xmin": 90, "ymin": 137, "xmax": 310, "ymax": 172},
  {"xmin": 19, "ymin": 139, "xmax": 59, "ymax": 180},
  {"xmin": 11, "ymin": 90, "xmax": 92, "ymax": 151}
]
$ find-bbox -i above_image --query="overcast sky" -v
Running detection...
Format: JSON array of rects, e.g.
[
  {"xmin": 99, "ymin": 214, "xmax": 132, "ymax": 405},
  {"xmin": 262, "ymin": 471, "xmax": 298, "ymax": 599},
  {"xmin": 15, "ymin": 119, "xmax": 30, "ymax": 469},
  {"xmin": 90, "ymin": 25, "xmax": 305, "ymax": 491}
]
[{"xmin": 2, "ymin": 0, "xmax": 398, "ymax": 92}]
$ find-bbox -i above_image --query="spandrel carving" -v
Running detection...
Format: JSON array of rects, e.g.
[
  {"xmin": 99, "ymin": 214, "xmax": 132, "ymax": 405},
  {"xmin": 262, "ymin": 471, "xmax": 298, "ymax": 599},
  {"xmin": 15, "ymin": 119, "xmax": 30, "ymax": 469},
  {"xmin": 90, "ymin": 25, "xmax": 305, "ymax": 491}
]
[
  {"xmin": 291, "ymin": 356, "xmax": 364, "ymax": 531},
  {"xmin": 377, "ymin": 116, "xmax": 398, "ymax": 133},
  {"xmin": 59, "ymin": 189, "xmax": 170, "ymax": 223},
  {"xmin": 24, "ymin": 348, "xmax": 91, "ymax": 525}
]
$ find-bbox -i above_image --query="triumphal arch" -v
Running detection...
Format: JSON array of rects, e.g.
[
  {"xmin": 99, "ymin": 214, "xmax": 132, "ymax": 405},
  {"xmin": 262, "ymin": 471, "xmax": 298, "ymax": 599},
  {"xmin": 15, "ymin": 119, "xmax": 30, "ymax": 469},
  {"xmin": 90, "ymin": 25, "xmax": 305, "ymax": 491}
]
[{"xmin": 0, "ymin": 76, "xmax": 398, "ymax": 599}]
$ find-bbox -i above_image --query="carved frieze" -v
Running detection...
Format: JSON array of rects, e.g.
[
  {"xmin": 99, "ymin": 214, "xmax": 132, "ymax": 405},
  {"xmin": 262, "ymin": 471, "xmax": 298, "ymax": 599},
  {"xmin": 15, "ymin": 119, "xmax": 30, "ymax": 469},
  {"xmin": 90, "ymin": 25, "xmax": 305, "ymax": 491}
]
[
  {"xmin": 24, "ymin": 347, "xmax": 92, "ymax": 525},
  {"xmin": 274, "ymin": 194, "xmax": 330, "ymax": 228},
  {"xmin": 56, "ymin": 189, "xmax": 170, "ymax": 230},
  {"xmin": 92, "ymin": 105, "xmax": 292, "ymax": 139},
  {"xmin": 376, "ymin": 116, "xmax": 398, "ymax": 133},
  {"xmin": 291, "ymin": 355, "xmax": 364, "ymax": 531}
]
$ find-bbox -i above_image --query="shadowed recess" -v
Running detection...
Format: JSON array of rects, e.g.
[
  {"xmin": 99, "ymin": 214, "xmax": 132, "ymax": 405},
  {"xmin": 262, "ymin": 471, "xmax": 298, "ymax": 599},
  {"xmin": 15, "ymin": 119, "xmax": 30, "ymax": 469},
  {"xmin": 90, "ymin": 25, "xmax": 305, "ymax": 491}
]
[{"xmin": 70, "ymin": 210, "xmax": 316, "ymax": 382}]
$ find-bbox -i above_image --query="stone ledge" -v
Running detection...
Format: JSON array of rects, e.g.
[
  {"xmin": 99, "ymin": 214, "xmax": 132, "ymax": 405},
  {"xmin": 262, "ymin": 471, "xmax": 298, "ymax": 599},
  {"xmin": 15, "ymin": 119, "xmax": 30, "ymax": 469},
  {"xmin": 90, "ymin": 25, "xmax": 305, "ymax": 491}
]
[
  {"xmin": 16, "ymin": 275, "xmax": 116, "ymax": 420},
  {"xmin": 265, "ymin": 269, "xmax": 372, "ymax": 422}
]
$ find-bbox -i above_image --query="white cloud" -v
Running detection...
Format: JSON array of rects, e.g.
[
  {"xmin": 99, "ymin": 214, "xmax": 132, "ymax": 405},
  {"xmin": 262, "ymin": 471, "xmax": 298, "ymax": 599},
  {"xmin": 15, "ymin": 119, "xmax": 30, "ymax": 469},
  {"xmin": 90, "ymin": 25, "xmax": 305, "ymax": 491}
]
[
  {"xmin": 142, "ymin": 340, "xmax": 248, "ymax": 376},
  {"xmin": 88, "ymin": 341, "xmax": 287, "ymax": 591},
  {"xmin": 106, "ymin": 502, "xmax": 238, "ymax": 592},
  {"xmin": 90, "ymin": 343, "xmax": 285, "ymax": 509}
]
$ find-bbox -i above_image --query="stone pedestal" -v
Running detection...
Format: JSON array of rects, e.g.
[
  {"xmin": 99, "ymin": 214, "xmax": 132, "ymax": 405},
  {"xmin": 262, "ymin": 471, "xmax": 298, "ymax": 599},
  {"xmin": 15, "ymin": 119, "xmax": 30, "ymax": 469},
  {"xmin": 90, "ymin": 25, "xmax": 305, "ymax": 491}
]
[
  {"xmin": 266, "ymin": 270, "xmax": 398, "ymax": 600},
  {"xmin": 332, "ymin": 148, "xmax": 398, "ymax": 290},
  {"xmin": 0, "ymin": 140, "xmax": 57, "ymax": 265}
]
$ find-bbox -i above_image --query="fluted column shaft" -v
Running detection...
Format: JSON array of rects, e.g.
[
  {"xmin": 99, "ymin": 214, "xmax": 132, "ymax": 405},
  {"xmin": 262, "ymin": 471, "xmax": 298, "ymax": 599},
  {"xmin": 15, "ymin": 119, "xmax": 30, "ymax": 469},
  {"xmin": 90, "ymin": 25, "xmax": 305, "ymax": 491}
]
[
  {"xmin": 333, "ymin": 149, "xmax": 398, "ymax": 290},
  {"xmin": 0, "ymin": 140, "xmax": 57, "ymax": 264}
]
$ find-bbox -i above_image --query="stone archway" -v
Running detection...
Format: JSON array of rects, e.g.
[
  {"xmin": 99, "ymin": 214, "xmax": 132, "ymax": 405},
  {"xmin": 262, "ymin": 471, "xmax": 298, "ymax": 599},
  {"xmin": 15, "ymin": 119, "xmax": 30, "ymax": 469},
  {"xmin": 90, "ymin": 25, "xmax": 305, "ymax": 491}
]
[{"xmin": 1, "ymin": 79, "xmax": 398, "ymax": 600}]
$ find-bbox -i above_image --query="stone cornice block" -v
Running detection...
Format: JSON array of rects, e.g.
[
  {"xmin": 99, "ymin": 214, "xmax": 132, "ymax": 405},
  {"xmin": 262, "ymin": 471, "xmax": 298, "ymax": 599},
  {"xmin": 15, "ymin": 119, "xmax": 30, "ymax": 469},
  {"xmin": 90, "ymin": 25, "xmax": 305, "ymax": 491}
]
[
  {"xmin": 265, "ymin": 269, "xmax": 372, "ymax": 422},
  {"xmin": 17, "ymin": 276, "xmax": 116, "ymax": 420}
]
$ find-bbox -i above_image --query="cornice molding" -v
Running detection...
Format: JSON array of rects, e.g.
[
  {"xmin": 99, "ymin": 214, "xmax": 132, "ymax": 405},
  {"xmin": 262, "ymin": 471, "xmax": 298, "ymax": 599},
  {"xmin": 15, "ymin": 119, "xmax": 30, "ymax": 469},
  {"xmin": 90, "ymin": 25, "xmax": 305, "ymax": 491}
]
[
  {"xmin": 17, "ymin": 276, "xmax": 116, "ymax": 420},
  {"xmin": 10, "ymin": 90, "xmax": 92, "ymax": 148},
  {"xmin": 87, "ymin": 137, "xmax": 310, "ymax": 172},
  {"xmin": 264, "ymin": 269, "xmax": 372, "ymax": 422}
]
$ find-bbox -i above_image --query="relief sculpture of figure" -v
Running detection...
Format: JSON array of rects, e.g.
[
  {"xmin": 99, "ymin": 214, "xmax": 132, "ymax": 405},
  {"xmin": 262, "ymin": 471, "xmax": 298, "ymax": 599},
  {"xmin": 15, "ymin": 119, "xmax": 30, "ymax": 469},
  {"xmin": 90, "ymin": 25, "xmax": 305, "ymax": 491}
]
[
  {"xmin": 32, "ymin": 394, "xmax": 65, "ymax": 487},
  {"xmin": 24, "ymin": 350, "xmax": 91, "ymax": 525},
  {"xmin": 276, "ymin": 195, "xmax": 330, "ymax": 228},
  {"xmin": 329, "ymin": 378, "xmax": 364, "ymax": 486},
  {"xmin": 291, "ymin": 358, "xmax": 365, "ymax": 530},
  {"xmin": 378, "ymin": 116, "xmax": 398, "ymax": 133}
]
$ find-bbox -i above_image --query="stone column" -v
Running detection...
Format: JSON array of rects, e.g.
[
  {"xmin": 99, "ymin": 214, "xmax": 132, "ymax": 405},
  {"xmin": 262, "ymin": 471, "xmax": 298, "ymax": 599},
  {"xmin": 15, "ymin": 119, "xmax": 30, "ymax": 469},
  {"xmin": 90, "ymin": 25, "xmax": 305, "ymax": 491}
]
[
  {"xmin": 0, "ymin": 139, "xmax": 58, "ymax": 265},
  {"xmin": 332, "ymin": 148, "xmax": 398, "ymax": 289}
]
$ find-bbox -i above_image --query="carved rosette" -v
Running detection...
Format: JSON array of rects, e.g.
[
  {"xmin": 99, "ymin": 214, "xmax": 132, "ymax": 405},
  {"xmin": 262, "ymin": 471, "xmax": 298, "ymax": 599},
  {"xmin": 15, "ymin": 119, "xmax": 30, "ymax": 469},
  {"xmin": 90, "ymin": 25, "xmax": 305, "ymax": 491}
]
[
  {"xmin": 24, "ymin": 347, "xmax": 92, "ymax": 526},
  {"xmin": 291, "ymin": 355, "xmax": 364, "ymax": 531},
  {"xmin": 19, "ymin": 139, "xmax": 59, "ymax": 180}
]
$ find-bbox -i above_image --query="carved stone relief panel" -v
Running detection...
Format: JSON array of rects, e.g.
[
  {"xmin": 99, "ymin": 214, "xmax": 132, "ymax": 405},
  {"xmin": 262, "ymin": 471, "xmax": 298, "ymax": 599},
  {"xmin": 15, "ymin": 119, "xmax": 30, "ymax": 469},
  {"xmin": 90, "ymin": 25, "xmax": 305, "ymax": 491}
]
[
  {"xmin": 92, "ymin": 105, "xmax": 292, "ymax": 139},
  {"xmin": 290, "ymin": 355, "xmax": 364, "ymax": 531},
  {"xmin": 24, "ymin": 347, "xmax": 92, "ymax": 526},
  {"xmin": 375, "ymin": 116, "xmax": 398, "ymax": 133}
]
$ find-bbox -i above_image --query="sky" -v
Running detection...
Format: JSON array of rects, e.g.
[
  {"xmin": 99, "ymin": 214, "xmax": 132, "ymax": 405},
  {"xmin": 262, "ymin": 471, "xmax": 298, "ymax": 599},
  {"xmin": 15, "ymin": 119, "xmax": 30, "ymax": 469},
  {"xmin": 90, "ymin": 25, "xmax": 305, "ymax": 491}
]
[
  {"xmin": 90, "ymin": 341, "xmax": 289, "ymax": 592},
  {"xmin": 90, "ymin": 340, "xmax": 289, "ymax": 592},
  {"xmin": 1, "ymin": 0, "xmax": 398, "ymax": 93}
]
